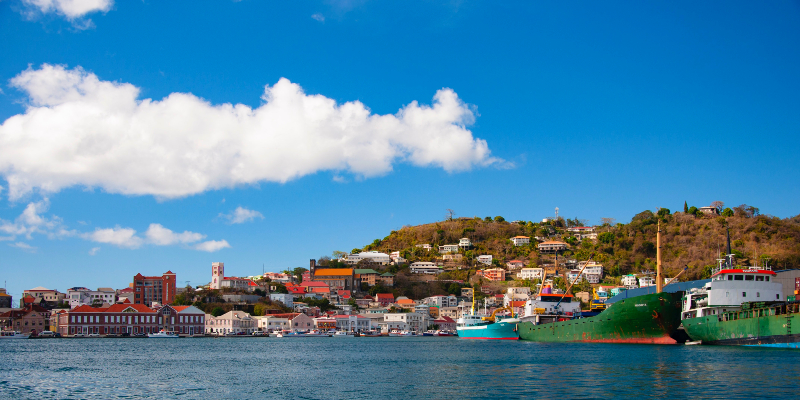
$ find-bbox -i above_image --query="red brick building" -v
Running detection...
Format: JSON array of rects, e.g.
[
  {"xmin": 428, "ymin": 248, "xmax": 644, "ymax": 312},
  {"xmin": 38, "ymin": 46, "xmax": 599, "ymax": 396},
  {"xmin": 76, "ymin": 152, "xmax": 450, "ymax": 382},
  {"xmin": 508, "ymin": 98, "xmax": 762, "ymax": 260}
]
[
  {"xmin": 133, "ymin": 271, "xmax": 176, "ymax": 306},
  {"xmin": 0, "ymin": 304, "xmax": 48, "ymax": 334},
  {"xmin": 59, "ymin": 304, "xmax": 158, "ymax": 336}
]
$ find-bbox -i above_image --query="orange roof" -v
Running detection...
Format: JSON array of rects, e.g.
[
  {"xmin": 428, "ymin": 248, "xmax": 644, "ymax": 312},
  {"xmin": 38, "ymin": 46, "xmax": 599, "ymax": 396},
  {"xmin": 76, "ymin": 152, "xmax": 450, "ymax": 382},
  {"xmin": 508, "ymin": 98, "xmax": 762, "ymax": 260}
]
[
  {"xmin": 511, "ymin": 236, "xmax": 529, "ymax": 239},
  {"xmin": 540, "ymin": 241, "xmax": 567, "ymax": 245},
  {"xmin": 509, "ymin": 301, "xmax": 526, "ymax": 307},
  {"xmin": 396, "ymin": 299, "xmax": 415, "ymax": 305},
  {"xmin": 313, "ymin": 268, "xmax": 353, "ymax": 276},
  {"xmin": 172, "ymin": 306, "xmax": 190, "ymax": 312}
]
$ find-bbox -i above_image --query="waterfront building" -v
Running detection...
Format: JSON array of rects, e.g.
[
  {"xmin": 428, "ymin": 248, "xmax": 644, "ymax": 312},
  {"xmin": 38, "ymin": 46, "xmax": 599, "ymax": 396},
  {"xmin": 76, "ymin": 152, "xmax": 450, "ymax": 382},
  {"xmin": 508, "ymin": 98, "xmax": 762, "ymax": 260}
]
[
  {"xmin": 290, "ymin": 313, "xmax": 314, "ymax": 331},
  {"xmin": 385, "ymin": 312, "xmax": 429, "ymax": 332},
  {"xmin": 59, "ymin": 304, "xmax": 158, "ymax": 336},
  {"xmin": 334, "ymin": 314, "xmax": 371, "ymax": 331},
  {"xmin": 0, "ymin": 304, "xmax": 48, "ymax": 334},
  {"xmin": 133, "ymin": 271, "xmax": 177, "ymax": 306},
  {"xmin": 157, "ymin": 305, "xmax": 205, "ymax": 335},
  {"xmin": 432, "ymin": 316, "xmax": 456, "ymax": 331},
  {"xmin": 510, "ymin": 236, "xmax": 530, "ymax": 246},
  {"xmin": 438, "ymin": 244, "xmax": 460, "ymax": 254},
  {"xmin": 477, "ymin": 255, "xmax": 493, "ymax": 265},
  {"xmin": 410, "ymin": 262, "xmax": 441, "ymax": 274},
  {"xmin": 314, "ymin": 317, "xmax": 337, "ymax": 330},
  {"xmin": 205, "ymin": 310, "xmax": 255, "ymax": 335},
  {"xmin": 257, "ymin": 316, "xmax": 290, "ymax": 332}
]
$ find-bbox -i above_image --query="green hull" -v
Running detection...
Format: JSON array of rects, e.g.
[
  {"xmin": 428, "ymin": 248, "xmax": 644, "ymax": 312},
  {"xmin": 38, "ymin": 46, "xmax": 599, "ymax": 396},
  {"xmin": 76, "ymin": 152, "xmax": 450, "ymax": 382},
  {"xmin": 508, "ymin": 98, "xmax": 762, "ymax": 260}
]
[
  {"xmin": 518, "ymin": 292, "xmax": 683, "ymax": 344},
  {"xmin": 683, "ymin": 302, "xmax": 800, "ymax": 347}
]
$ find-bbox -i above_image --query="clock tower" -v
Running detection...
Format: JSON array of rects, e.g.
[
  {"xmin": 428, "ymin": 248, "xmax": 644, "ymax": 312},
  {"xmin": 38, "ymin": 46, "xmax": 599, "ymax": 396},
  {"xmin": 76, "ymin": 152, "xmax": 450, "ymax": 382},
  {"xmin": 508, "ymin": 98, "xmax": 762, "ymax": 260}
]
[{"xmin": 211, "ymin": 262, "xmax": 224, "ymax": 290}]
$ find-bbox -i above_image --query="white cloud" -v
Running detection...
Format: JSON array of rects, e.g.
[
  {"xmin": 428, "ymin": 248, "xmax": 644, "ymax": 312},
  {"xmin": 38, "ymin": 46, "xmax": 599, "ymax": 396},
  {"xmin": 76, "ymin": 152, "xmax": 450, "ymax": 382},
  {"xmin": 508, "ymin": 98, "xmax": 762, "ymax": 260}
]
[
  {"xmin": 0, "ymin": 197, "xmax": 227, "ymax": 251},
  {"xmin": 311, "ymin": 13, "xmax": 325, "ymax": 22},
  {"xmin": 23, "ymin": 0, "xmax": 113, "ymax": 19},
  {"xmin": 0, "ymin": 64, "xmax": 502, "ymax": 201},
  {"xmin": 82, "ymin": 226, "xmax": 142, "ymax": 248},
  {"xmin": 144, "ymin": 223, "xmax": 205, "ymax": 245},
  {"xmin": 88, "ymin": 246, "xmax": 100, "ymax": 255},
  {"xmin": 219, "ymin": 207, "xmax": 264, "ymax": 224},
  {"xmin": 194, "ymin": 240, "xmax": 231, "ymax": 252},
  {"xmin": 8, "ymin": 241, "xmax": 37, "ymax": 252},
  {"xmin": 0, "ymin": 198, "xmax": 62, "ymax": 239}
]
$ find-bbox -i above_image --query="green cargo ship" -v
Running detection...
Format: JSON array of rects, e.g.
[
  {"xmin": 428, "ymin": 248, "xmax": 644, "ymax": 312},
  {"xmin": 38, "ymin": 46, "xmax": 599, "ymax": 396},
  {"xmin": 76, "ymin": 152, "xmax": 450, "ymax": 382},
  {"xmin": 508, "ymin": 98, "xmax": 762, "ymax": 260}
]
[
  {"xmin": 518, "ymin": 291, "xmax": 684, "ymax": 344},
  {"xmin": 682, "ymin": 301, "xmax": 800, "ymax": 348}
]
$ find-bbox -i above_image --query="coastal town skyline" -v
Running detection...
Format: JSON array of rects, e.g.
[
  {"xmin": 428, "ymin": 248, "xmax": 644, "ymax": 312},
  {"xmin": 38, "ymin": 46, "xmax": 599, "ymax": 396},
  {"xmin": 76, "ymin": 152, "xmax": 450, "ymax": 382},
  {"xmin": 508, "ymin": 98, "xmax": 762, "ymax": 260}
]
[{"xmin": 2, "ymin": 1, "xmax": 800, "ymax": 300}]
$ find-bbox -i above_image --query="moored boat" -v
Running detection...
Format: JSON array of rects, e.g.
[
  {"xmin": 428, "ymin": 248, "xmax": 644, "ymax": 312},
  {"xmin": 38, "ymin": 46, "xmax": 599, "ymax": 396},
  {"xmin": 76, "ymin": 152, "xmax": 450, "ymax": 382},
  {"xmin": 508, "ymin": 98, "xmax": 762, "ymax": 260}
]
[
  {"xmin": 388, "ymin": 329, "xmax": 413, "ymax": 337},
  {"xmin": 148, "ymin": 330, "xmax": 179, "ymax": 338},
  {"xmin": 681, "ymin": 234, "xmax": 798, "ymax": 347},
  {"xmin": 518, "ymin": 291, "xmax": 684, "ymax": 343},
  {"xmin": 0, "ymin": 331, "xmax": 30, "ymax": 339}
]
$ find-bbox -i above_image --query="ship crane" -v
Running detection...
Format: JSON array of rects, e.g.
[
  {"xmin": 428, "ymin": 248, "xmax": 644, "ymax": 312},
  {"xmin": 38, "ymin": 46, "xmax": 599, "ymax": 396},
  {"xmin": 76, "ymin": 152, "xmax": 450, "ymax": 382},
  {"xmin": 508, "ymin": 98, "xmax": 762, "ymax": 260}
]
[{"xmin": 553, "ymin": 253, "xmax": 594, "ymax": 313}]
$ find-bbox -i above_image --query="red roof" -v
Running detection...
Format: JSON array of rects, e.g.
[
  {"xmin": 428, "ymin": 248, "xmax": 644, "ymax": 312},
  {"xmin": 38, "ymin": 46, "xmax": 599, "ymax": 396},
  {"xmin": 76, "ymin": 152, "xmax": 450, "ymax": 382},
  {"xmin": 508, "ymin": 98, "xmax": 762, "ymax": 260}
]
[
  {"xmin": 287, "ymin": 286, "xmax": 306, "ymax": 294},
  {"xmin": 70, "ymin": 304, "xmax": 156, "ymax": 313},
  {"xmin": 123, "ymin": 298, "xmax": 131, "ymax": 303},
  {"xmin": 509, "ymin": 301, "xmax": 526, "ymax": 307},
  {"xmin": 310, "ymin": 287, "xmax": 330, "ymax": 293},
  {"xmin": 434, "ymin": 316, "xmax": 456, "ymax": 323},
  {"xmin": 376, "ymin": 293, "xmax": 394, "ymax": 300}
]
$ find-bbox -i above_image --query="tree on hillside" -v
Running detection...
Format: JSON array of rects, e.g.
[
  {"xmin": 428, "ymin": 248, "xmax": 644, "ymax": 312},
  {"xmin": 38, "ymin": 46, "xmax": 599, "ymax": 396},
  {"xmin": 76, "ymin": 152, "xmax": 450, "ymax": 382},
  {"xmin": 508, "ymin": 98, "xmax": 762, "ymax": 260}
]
[
  {"xmin": 721, "ymin": 208, "xmax": 734, "ymax": 217},
  {"xmin": 734, "ymin": 204, "xmax": 759, "ymax": 218},
  {"xmin": 711, "ymin": 201, "xmax": 725, "ymax": 213},
  {"xmin": 446, "ymin": 209, "xmax": 456, "ymax": 221},
  {"xmin": 494, "ymin": 216, "xmax": 505, "ymax": 223},
  {"xmin": 684, "ymin": 201, "xmax": 688, "ymax": 213}
]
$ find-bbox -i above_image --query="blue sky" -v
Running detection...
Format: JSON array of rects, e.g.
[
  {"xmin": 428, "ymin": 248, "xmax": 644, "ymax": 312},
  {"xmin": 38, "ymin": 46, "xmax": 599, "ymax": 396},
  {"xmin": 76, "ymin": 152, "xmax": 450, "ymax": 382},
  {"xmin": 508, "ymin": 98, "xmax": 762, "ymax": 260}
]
[{"xmin": 1, "ymin": 1, "xmax": 799, "ymax": 300}]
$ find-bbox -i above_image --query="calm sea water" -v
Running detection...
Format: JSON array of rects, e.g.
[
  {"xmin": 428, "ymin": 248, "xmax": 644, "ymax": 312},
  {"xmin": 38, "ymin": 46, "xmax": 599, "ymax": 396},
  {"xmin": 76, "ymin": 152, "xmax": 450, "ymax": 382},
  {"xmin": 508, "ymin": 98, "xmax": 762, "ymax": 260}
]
[{"xmin": 2, "ymin": 337, "xmax": 800, "ymax": 399}]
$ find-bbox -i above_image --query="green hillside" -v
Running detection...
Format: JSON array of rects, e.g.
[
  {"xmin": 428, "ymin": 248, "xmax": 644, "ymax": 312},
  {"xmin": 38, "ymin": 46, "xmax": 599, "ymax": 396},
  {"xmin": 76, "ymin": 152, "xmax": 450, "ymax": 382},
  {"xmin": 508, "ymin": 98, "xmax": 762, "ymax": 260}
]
[{"xmin": 352, "ymin": 204, "xmax": 800, "ymax": 284}]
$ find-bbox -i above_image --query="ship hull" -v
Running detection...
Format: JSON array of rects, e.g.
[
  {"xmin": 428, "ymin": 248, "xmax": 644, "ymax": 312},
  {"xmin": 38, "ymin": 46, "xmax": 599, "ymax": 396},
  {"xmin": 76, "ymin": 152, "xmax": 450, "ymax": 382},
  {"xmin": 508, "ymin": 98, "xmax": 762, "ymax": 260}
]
[
  {"xmin": 518, "ymin": 292, "xmax": 683, "ymax": 344},
  {"xmin": 457, "ymin": 319, "xmax": 519, "ymax": 340},
  {"xmin": 683, "ymin": 306, "xmax": 800, "ymax": 348}
]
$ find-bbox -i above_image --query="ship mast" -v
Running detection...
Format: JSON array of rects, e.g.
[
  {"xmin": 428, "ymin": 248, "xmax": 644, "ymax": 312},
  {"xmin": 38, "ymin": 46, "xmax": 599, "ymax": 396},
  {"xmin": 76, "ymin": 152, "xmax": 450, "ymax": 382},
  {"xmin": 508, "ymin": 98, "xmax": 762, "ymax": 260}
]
[{"xmin": 656, "ymin": 220, "xmax": 663, "ymax": 293}]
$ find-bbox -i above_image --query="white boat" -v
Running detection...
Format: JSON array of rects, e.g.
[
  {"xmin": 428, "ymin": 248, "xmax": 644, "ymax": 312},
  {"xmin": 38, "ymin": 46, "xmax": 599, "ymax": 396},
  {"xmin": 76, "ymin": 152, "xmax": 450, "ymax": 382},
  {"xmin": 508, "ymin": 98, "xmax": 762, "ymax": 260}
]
[
  {"xmin": 333, "ymin": 331, "xmax": 354, "ymax": 337},
  {"xmin": 148, "ymin": 330, "xmax": 179, "ymax": 338},
  {"xmin": 0, "ymin": 331, "xmax": 29, "ymax": 339},
  {"xmin": 388, "ymin": 329, "xmax": 413, "ymax": 337}
]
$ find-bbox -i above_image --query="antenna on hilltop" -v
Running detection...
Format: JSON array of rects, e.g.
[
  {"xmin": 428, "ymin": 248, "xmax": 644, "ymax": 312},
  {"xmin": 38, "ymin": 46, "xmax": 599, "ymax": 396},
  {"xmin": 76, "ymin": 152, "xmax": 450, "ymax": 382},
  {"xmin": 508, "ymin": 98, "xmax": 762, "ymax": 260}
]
[{"xmin": 555, "ymin": 207, "xmax": 559, "ymax": 220}]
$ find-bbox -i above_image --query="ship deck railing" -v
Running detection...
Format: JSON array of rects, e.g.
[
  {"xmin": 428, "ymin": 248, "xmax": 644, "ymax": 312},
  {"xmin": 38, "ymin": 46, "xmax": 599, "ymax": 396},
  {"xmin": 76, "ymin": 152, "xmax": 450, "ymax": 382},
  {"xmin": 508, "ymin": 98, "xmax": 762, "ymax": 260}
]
[{"xmin": 711, "ymin": 264, "xmax": 772, "ymax": 276}]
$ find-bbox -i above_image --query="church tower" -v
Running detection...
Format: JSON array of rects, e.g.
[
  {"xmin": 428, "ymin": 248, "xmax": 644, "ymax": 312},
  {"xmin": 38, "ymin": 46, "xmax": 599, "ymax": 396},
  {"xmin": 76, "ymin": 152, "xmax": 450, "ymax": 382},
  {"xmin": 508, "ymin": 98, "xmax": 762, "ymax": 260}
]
[{"xmin": 211, "ymin": 262, "xmax": 224, "ymax": 290}]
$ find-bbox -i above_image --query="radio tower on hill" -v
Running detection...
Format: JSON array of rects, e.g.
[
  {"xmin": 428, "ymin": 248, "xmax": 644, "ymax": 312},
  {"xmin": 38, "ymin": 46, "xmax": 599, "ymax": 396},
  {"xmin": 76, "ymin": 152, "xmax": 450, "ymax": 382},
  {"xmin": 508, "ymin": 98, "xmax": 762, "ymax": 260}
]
[{"xmin": 555, "ymin": 207, "xmax": 559, "ymax": 220}]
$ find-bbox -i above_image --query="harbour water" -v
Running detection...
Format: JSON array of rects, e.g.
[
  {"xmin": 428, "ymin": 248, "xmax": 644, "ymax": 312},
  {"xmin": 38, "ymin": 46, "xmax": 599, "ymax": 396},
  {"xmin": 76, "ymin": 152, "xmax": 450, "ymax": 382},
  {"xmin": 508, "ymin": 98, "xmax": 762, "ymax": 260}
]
[{"xmin": 3, "ymin": 337, "xmax": 800, "ymax": 399}]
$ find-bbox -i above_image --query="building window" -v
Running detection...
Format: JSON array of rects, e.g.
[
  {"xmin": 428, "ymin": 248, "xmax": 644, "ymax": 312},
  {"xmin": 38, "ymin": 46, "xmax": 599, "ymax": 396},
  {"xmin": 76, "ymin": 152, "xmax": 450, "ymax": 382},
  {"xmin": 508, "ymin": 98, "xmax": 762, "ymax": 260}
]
[{"xmin": 742, "ymin": 292, "xmax": 746, "ymax": 297}]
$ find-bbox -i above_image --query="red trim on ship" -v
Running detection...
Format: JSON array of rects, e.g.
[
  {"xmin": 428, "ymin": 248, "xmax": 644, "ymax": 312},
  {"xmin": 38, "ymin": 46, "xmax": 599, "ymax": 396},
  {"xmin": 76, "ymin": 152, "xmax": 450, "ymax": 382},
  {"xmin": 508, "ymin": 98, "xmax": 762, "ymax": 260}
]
[
  {"xmin": 575, "ymin": 336, "xmax": 677, "ymax": 344},
  {"xmin": 711, "ymin": 269, "xmax": 776, "ymax": 278},
  {"xmin": 459, "ymin": 337, "xmax": 519, "ymax": 340}
]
